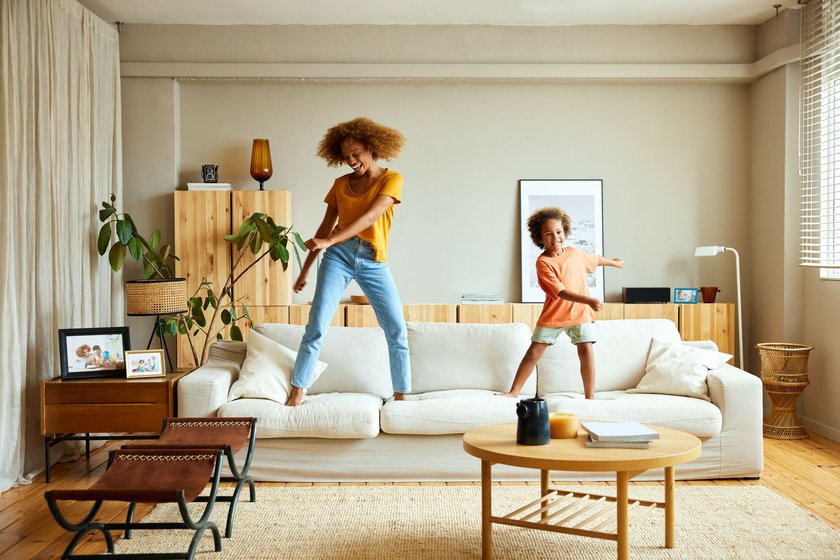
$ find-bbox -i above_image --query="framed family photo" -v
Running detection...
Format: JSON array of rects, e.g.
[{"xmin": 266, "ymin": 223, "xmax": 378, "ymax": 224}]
[
  {"xmin": 519, "ymin": 179, "xmax": 605, "ymax": 303},
  {"xmin": 57, "ymin": 327, "xmax": 130, "ymax": 380},
  {"xmin": 674, "ymin": 287, "xmax": 700, "ymax": 304},
  {"xmin": 125, "ymin": 349, "xmax": 166, "ymax": 378}
]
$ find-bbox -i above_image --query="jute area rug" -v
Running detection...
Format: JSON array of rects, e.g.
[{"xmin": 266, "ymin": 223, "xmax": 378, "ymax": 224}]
[{"xmin": 114, "ymin": 484, "xmax": 840, "ymax": 559}]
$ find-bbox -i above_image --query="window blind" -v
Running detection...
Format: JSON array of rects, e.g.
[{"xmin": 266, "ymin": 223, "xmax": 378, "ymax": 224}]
[{"xmin": 800, "ymin": 0, "xmax": 840, "ymax": 270}]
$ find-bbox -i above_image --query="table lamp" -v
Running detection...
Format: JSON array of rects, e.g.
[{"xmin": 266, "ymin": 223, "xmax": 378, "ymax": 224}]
[
  {"xmin": 125, "ymin": 278, "xmax": 188, "ymax": 371},
  {"xmin": 694, "ymin": 246, "xmax": 743, "ymax": 369}
]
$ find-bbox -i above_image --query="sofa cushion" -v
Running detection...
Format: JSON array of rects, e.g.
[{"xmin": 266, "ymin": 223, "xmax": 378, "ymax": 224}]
[
  {"xmin": 407, "ymin": 322, "xmax": 534, "ymax": 394},
  {"xmin": 380, "ymin": 390, "xmax": 523, "ymax": 435},
  {"xmin": 218, "ymin": 393, "xmax": 382, "ymax": 439},
  {"xmin": 542, "ymin": 390, "xmax": 722, "ymax": 437},
  {"xmin": 228, "ymin": 330, "xmax": 328, "ymax": 403},
  {"xmin": 537, "ymin": 319, "xmax": 682, "ymax": 395},
  {"xmin": 255, "ymin": 324, "xmax": 393, "ymax": 399}
]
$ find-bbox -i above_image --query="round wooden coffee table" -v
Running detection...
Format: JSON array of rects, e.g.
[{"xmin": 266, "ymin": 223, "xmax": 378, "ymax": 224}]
[{"xmin": 463, "ymin": 422, "xmax": 701, "ymax": 560}]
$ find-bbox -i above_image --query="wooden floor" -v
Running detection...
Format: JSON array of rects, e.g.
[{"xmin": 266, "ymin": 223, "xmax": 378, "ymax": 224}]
[{"xmin": 1, "ymin": 434, "xmax": 839, "ymax": 559}]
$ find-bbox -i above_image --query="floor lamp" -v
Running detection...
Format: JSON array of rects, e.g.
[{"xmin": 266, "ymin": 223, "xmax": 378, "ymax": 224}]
[
  {"xmin": 694, "ymin": 246, "xmax": 743, "ymax": 369},
  {"xmin": 125, "ymin": 278, "xmax": 188, "ymax": 372}
]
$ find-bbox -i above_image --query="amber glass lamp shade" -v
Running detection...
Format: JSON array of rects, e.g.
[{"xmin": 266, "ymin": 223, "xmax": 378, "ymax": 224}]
[{"xmin": 250, "ymin": 139, "xmax": 273, "ymax": 190}]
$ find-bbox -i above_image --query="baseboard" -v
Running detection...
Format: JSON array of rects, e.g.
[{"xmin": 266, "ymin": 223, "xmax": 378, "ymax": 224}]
[{"xmin": 800, "ymin": 416, "xmax": 840, "ymax": 442}]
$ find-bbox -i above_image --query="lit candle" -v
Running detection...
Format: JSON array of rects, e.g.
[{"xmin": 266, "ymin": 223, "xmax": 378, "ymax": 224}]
[{"xmin": 549, "ymin": 412, "xmax": 579, "ymax": 439}]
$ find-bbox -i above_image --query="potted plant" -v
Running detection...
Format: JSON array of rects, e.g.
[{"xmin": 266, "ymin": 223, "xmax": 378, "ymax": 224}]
[{"xmin": 97, "ymin": 194, "xmax": 305, "ymax": 365}]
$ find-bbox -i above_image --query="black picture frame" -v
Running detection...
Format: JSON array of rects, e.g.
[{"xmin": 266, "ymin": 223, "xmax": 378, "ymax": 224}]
[{"xmin": 58, "ymin": 327, "xmax": 131, "ymax": 380}]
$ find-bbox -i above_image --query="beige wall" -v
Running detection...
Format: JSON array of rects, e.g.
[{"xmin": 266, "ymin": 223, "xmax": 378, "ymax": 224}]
[{"xmin": 117, "ymin": 23, "xmax": 839, "ymax": 439}]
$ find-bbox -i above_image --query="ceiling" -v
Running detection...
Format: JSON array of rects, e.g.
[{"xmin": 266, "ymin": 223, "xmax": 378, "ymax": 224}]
[{"xmin": 76, "ymin": 0, "xmax": 801, "ymax": 27}]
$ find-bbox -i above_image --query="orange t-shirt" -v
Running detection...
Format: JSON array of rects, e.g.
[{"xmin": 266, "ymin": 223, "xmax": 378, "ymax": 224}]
[
  {"xmin": 535, "ymin": 247, "xmax": 600, "ymax": 327},
  {"xmin": 324, "ymin": 169, "xmax": 402, "ymax": 262}
]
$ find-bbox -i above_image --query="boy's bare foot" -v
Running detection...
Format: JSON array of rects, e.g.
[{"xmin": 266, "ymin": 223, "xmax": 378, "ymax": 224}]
[
  {"xmin": 496, "ymin": 392, "xmax": 519, "ymax": 398},
  {"xmin": 393, "ymin": 392, "xmax": 406, "ymax": 401},
  {"xmin": 286, "ymin": 386, "xmax": 305, "ymax": 406}
]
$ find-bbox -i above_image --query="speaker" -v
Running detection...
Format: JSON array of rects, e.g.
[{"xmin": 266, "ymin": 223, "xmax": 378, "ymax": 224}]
[{"xmin": 622, "ymin": 287, "xmax": 671, "ymax": 304}]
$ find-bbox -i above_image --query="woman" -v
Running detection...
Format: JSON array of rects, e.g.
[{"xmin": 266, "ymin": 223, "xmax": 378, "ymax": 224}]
[{"xmin": 287, "ymin": 117, "xmax": 410, "ymax": 406}]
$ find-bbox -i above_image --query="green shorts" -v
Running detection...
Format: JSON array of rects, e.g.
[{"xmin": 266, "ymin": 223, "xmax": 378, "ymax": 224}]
[{"xmin": 532, "ymin": 323, "xmax": 597, "ymax": 346}]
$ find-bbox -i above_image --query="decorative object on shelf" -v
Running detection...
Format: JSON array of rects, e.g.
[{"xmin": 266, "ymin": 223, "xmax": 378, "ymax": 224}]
[
  {"xmin": 756, "ymin": 342, "xmax": 814, "ymax": 439},
  {"xmin": 250, "ymin": 138, "xmax": 273, "ymax": 190},
  {"xmin": 673, "ymin": 287, "xmax": 699, "ymax": 304},
  {"xmin": 126, "ymin": 278, "xmax": 188, "ymax": 371},
  {"xmin": 201, "ymin": 164, "xmax": 218, "ymax": 183},
  {"xmin": 515, "ymin": 397, "xmax": 550, "ymax": 445},
  {"xmin": 125, "ymin": 349, "xmax": 166, "ymax": 378},
  {"xmin": 700, "ymin": 286, "xmax": 720, "ymax": 303},
  {"xmin": 621, "ymin": 287, "xmax": 670, "ymax": 303},
  {"xmin": 519, "ymin": 179, "xmax": 604, "ymax": 303},
  {"xmin": 695, "ymin": 245, "xmax": 743, "ymax": 369},
  {"xmin": 57, "ymin": 326, "xmax": 130, "ymax": 380}
]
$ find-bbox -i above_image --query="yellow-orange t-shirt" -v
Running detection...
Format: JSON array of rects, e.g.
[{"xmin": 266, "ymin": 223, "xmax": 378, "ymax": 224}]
[
  {"xmin": 324, "ymin": 169, "xmax": 402, "ymax": 262},
  {"xmin": 535, "ymin": 247, "xmax": 600, "ymax": 327}
]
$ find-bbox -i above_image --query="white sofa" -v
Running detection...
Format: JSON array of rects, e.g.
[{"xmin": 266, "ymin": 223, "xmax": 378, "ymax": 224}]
[{"xmin": 178, "ymin": 319, "xmax": 763, "ymax": 482}]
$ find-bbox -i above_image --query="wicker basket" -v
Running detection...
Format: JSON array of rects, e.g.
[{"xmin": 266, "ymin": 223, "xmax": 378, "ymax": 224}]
[
  {"xmin": 755, "ymin": 342, "xmax": 814, "ymax": 439},
  {"xmin": 126, "ymin": 279, "xmax": 188, "ymax": 316}
]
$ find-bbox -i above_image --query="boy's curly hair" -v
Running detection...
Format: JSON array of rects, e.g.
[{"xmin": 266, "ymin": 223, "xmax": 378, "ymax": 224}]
[
  {"xmin": 527, "ymin": 207, "xmax": 572, "ymax": 249},
  {"xmin": 316, "ymin": 117, "xmax": 406, "ymax": 167}
]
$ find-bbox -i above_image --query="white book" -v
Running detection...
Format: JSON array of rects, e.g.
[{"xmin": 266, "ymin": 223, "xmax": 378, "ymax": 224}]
[
  {"xmin": 585, "ymin": 437, "xmax": 650, "ymax": 449},
  {"xmin": 580, "ymin": 421, "xmax": 660, "ymax": 442},
  {"xmin": 187, "ymin": 182, "xmax": 232, "ymax": 191}
]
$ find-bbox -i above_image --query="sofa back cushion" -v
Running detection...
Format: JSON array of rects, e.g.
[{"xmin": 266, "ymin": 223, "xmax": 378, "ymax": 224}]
[
  {"xmin": 537, "ymin": 319, "xmax": 682, "ymax": 395},
  {"xmin": 408, "ymin": 322, "xmax": 534, "ymax": 394},
  {"xmin": 254, "ymin": 324, "xmax": 393, "ymax": 399}
]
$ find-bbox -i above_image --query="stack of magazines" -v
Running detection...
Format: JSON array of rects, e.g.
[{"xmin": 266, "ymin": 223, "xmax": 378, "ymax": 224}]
[
  {"xmin": 186, "ymin": 182, "xmax": 232, "ymax": 191},
  {"xmin": 460, "ymin": 293, "xmax": 504, "ymax": 305},
  {"xmin": 580, "ymin": 421, "xmax": 660, "ymax": 449}
]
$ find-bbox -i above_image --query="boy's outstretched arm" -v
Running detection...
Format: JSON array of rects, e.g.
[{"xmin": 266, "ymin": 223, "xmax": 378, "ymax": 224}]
[
  {"xmin": 597, "ymin": 256, "xmax": 624, "ymax": 268},
  {"xmin": 557, "ymin": 288, "xmax": 603, "ymax": 312}
]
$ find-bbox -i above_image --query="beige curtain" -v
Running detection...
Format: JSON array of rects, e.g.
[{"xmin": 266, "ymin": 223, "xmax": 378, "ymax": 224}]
[{"xmin": 0, "ymin": 0, "xmax": 123, "ymax": 492}]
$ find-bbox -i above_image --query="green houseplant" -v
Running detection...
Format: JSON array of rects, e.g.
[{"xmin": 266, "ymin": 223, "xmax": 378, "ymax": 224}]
[{"xmin": 97, "ymin": 194, "xmax": 305, "ymax": 365}]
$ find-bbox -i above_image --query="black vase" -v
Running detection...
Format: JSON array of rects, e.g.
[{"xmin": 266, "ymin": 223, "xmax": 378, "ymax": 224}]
[{"xmin": 516, "ymin": 397, "xmax": 550, "ymax": 445}]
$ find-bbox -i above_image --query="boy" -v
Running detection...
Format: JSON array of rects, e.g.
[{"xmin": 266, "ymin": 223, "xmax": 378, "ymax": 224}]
[{"xmin": 501, "ymin": 207, "xmax": 623, "ymax": 400}]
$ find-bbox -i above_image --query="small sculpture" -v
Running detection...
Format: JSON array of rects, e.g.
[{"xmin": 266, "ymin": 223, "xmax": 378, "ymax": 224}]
[{"xmin": 201, "ymin": 164, "xmax": 218, "ymax": 183}]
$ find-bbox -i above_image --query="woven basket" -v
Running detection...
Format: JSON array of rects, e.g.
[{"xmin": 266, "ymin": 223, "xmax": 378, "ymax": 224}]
[
  {"xmin": 755, "ymin": 343, "xmax": 814, "ymax": 384},
  {"xmin": 126, "ymin": 279, "xmax": 188, "ymax": 316}
]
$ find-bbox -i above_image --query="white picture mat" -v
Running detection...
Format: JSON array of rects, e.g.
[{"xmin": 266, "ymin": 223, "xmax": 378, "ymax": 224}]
[{"xmin": 520, "ymin": 180, "xmax": 604, "ymax": 303}]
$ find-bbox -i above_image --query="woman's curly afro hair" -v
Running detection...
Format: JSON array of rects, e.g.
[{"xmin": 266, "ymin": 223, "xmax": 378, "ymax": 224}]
[
  {"xmin": 527, "ymin": 207, "xmax": 572, "ymax": 249},
  {"xmin": 316, "ymin": 117, "xmax": 406, "ymax": 167}
]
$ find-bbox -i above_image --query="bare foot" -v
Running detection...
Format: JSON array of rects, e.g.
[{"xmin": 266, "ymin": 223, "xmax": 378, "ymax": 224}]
[
  {"xmin": 286, "ymin": 386, "xmax": 304, "ymax": 406},
  {"xmin": 495, "ymin": 392, "xmax": 519, "ymax": 398},
  {"xmin": 393, "ymin": 392, "xmax": 406, "ymax": 401}
]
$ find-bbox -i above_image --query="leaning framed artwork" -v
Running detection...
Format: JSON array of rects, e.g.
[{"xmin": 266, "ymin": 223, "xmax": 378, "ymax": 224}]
[
  {"xmin": 57, "ymin": 327, "xmax": 130, "ymax": 380},
  {"xmin": 674, "ymin": 287, "xmax": 700, "ymax": 304},
  {"xmin": 519, "ymin": 180, "xmax": 605, "ymax": 303},
  {"xmin": 125, "ymin": 349, "xmax": 166, "ymax": 378}
]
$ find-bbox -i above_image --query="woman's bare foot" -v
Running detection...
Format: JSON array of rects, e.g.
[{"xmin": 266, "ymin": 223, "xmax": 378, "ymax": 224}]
[
  {"xmin": 286, "ymin": 386, "xmax": 305, "ymax": 406},
  {"xmin": 393, "ymin": 392, "xmax": 406, "ymax": 401},
  {"xmin": 496, "ymin": 391, "xmax": 519, "ymax": 398}
]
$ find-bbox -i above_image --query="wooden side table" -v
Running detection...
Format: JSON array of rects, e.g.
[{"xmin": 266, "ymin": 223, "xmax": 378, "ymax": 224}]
[{"xmin": 40, "ymin": 370, "xmax": 190, "ymax": 482}]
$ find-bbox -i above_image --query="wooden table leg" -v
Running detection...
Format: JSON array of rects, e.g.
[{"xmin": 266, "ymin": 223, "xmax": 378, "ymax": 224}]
[
  {"xmin": 617, "ymin": 471, "xmax": 629, "ymax": 560},
  {"xmin": 665, "ymin": 465, "xmax": 675, "ymax": 548},
  {"xmin": 481, "ymin": 460, "xmax": 492, "ymax": 560},
  {"xmin": 540, "ymin": 469, "xmax": 550, "ymax": 520}
]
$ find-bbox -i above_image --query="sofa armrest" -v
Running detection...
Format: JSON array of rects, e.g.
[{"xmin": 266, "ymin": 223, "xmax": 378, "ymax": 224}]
[
  {"xmin": 706, "ymin": 364, "xmax": 764, "ymax": 476},
  {"xmin": 177, "ymin": 360, "xmax": 240, "ymax": 417}
]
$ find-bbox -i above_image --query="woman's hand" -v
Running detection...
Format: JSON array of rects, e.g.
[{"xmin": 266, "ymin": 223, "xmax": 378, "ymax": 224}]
[
  {"xmin": 305, "ymin": 237, "xmax": 332, "ymax": 251},
  {"xmin": 293, "ymin": 274, "xmax": 308, "ymax": 293},
  {"xmin": 611, "ymin": 258, "xmax": 625, "ymax": 269}
]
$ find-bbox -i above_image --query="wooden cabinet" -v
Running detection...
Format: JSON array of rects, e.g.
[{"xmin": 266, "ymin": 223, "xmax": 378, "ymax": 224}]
[{"xmin": 174, "ymin": 190, "xmax": 292, "ymax": 368}]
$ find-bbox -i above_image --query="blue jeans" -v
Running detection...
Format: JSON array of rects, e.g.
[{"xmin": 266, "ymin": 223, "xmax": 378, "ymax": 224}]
[{"xmin": 290, "ymin": 237, "xmax": 411, "ymax": 394}]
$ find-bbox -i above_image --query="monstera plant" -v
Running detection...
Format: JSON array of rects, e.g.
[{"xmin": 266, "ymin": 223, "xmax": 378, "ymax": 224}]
[{"xmin": 97, "ymin": 194, "xmax": 305, "ymax": 365}]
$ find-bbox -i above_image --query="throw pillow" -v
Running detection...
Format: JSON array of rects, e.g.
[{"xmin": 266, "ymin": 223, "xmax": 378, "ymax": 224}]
[
  {"xmin": 627, "ymin": 338, "xmax": 733, "ymax": 401},
  {"xmin": 228, "ymin": 330, "xmax": 327, "ymax": 403}
]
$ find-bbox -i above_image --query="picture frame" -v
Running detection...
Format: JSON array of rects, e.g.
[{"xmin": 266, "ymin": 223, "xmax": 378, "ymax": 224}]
[
  {"xmin": 58, "ymin": 327, "xmax": 130, "ymax": 380},
  {"xmin": 125, "ymin": 349, "xmax": 166, "ymax": 378},
  {"xmin": 673, "ymin": 287, "xmax": 700, "ymax": 304},
  {"xmin": 519, "ymin": 179, "xmax": 605, "ymax": 303}
]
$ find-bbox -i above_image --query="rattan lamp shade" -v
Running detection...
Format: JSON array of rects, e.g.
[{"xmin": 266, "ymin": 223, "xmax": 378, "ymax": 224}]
[{"xmin": 126, "ymin": 279, "xmax": 188, "ymax": 316}]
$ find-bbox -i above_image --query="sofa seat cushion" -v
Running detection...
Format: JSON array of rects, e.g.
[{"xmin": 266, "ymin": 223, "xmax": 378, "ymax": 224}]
[
  {"xmin": 543, "ymin": 391, "xmax": 722, "ymax": 438},
  {"xmin": 380, "ymin": 390, "xmax": 526, "ymax": 435},
  {"xmin": 217, "ymin": 393, "xmax": 382, "ymax": 439}
]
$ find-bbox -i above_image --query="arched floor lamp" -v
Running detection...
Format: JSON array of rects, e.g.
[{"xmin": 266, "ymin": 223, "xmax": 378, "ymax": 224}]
[{"xmin": 694, "ymin": 246, "xmax": 743, "ymax": 369}]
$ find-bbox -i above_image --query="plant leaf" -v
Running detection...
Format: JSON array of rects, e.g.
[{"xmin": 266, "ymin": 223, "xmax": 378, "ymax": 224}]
[
  {"xmin": 160, "ymin": 244, "xmax": 171, "ymax": 261},
  {"xmin": 98, "ymin": 207, "xmax": 116, "ymax": 222},
  {"xmin": 115, "ymin": 219, "xmax": 133, "ymax": 245},
  {"xmin": 256, "ymin": 219, "xmax": 273, "ymax": 244},
  {"xmin": 108, "ymin": 243, "xmax": 126, "ymax": 271},
  {"xmin": 249, "ymin": 233, "xmax": 261, "ymax": 255},
  {"xmin": 242, "ymin": 306, "xmax": 251, "ymax": 321},
  {"xmin": 128, "ymin": 237, "xmax": 143, "ymax": 260},
  {"xmin": 292, "ymin": 243, "xmax": 303, "ymax": 271},
  {"xmin": 221, "ymin": 309, "xmax": 231, "ymax": 325},
  {"xmin": 193, "ymin": 306, "xmax": 206, "ymax": 328},
  {"xmin": 230, "ymin": 325, "xmax": 243, "ymax": 341},
  {"xmin": 149, "ymin": 230, "xmax": 161, "ymax": 249},
  {"xmin": 216, "ymin": 332, "xmax": 223, "ymax": 341},
  {"xmin": 97, "ymin": 224, "xmax": 111, "ymax": 255},
  {"xmin": 293, "ymin": 231, "xmax": 307, "ymax": 251}
]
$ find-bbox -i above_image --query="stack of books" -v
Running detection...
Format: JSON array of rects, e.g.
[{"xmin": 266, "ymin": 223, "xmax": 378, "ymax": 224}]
[
  {"xmin": 580, "ymin": 421, "xmax": 660, "ymax": 449},
  {"xmin": 186, "ymin": 182, "xmax": 232, "ymax": 191},
  {"xmin": 460, "ymin": 293, "xmax": 504, "ymax": 305}
]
